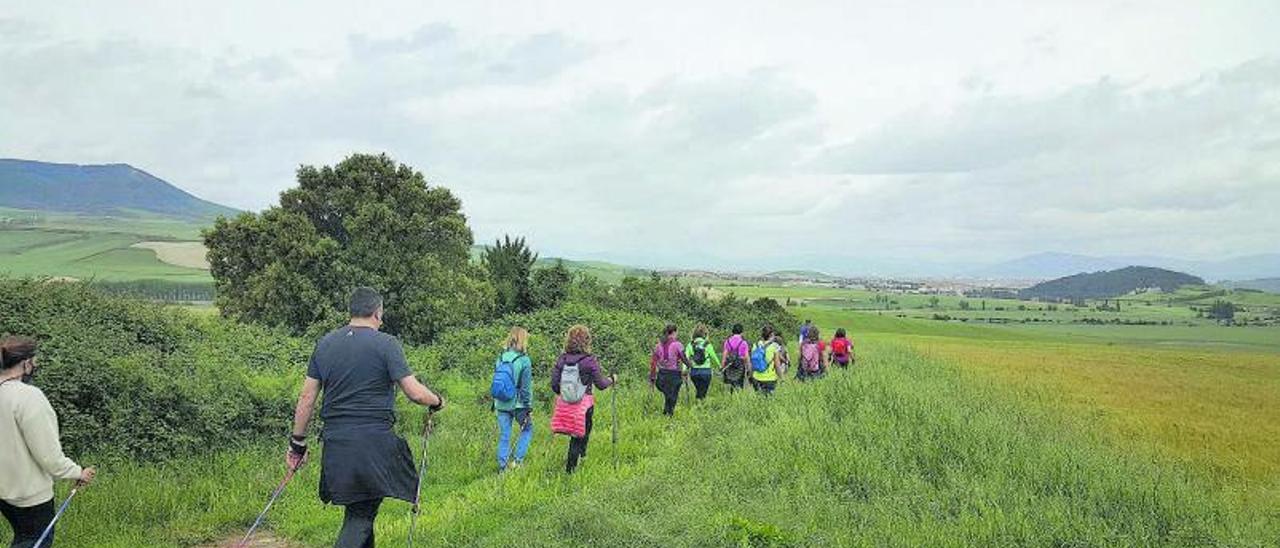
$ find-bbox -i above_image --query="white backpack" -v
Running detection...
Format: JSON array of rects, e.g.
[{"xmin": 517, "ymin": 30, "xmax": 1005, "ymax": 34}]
[{"xmin": 560, "ymin": 356, "xmax": 588, "ymax": 403}]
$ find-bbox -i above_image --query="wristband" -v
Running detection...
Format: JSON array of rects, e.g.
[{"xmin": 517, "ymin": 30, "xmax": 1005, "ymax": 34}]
[{"xmin": 289, "ymin": 437, "xmax": 308, "ymax": 456}]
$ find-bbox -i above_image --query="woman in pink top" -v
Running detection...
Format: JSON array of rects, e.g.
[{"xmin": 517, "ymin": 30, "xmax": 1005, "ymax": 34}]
[
  {"xmin": 720, "ymin": 323, "xmax": 750, "ymax": 390},
  {"xmin": 649, "ymin": 323, "xmax": 692, "ymax": 416}
]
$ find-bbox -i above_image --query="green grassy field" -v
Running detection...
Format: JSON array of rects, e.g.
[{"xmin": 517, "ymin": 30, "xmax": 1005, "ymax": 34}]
[
  {"xmin": 4, "ymin": 234, "xmax": 1279, "ymax": 545},
  {"xmin": 0, "ymin": 208, "xmax": 213, "ymax": 282},
  {"xmin": 703, "ymin": 278, "xmax": 1280, "ymax": 328},
  {"xmin": 24, "ymin": 303, "xmax": 1279, "ymax": 547}
]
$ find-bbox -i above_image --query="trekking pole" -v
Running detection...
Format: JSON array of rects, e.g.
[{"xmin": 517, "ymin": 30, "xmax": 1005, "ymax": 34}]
[
  {"xmin": 32, "ymin": 481, "xmax": 83, "ymax": 548},
  {"xmin": 683, "ymin": 374, "xmax": 691, "ymax": 407},
  {"xmin": 611, "ymin": 373, "xmax": 619, "ymax": 471},
  {"xmin": 408, "ymin": 410, "xmax": 434, "ymax": 548},
  {"xmin": 238, "ymin": 465, "xmax": 298, "ymax": 548}
]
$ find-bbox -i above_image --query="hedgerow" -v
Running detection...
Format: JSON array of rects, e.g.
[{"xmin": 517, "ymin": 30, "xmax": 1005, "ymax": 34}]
[
  {"xmin": 0, "ymin": 279, "xmax": 303, "ymax": 460},
  {"xmin": 0, "ymin": 274, "xmax": 793, "ymax": 461}
]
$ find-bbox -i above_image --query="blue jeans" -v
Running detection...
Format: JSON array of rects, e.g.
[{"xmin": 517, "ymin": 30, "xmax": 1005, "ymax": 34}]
[{"xmin": 496, "ymin": 409, "xmax": 532, "ymax": 468}]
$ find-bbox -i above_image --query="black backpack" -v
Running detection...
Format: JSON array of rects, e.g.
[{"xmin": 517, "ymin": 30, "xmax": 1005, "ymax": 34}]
[{"xmin": 691, "ymin": 339, "xmax": 708, "ymax": 366}]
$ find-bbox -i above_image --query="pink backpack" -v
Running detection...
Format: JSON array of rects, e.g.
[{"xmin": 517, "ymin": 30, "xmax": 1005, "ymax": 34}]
[{"xmin": 801, "ymin": 342, "xmax": 821, "ymax": 372}]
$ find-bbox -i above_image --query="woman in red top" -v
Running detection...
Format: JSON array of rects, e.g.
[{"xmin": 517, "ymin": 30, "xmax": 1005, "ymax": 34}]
[{"xmin": 829, "ymin": 328, "xmax": 855, "ymax": 368}]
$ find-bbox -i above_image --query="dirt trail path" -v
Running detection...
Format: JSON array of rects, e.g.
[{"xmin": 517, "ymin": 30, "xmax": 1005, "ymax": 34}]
[{"xmin": 198, "ymin": 533, "xmax": 300, "ymax": 548}]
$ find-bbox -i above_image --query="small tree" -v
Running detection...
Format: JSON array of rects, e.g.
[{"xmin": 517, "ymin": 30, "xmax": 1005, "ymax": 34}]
[
  {"xmin": 928, "ymin": 296, "xmax": 940, "ymax": 309},
  {"xmin": 481, "ymin": 235, "xmax": 538, "ymax": 315},
  {"xmin": 530, "ymin": 259, "xmax": 572, "ymax": 310},
  {"xmin": 1209, "ymin": 300, "xmax": 1236, "ymax": 323},
  {"xmin": 958, "ymin": 300, "xmax": 971, "ymax": 311}
]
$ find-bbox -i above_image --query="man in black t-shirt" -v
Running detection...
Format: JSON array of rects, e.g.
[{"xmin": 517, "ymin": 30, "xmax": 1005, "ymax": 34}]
[{"xmin": 287, "ymin": 287, "xmax": 444, "ymax": 548}]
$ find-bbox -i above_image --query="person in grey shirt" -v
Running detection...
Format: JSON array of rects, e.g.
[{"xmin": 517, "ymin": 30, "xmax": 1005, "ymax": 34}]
[{"xmin": 287, "ymin": 287, "xmax": 444, "ymax": 548}]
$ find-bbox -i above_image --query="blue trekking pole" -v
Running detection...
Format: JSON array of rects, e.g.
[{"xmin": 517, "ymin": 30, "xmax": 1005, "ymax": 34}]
[
  {"xmin": 32, "ymin": 481, "xmax": 82, "ymax": 548},
  {"xmin": 238, "ymin": 465, "xmax": 299, "ymax": 547},
  {"xmin": 408, "ymin": 411, "xmax": 434, "ymax": 548}
]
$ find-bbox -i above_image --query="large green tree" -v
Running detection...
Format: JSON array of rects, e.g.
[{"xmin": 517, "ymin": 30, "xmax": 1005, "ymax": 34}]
[
  {"xmin": 530, "ymin": 259, "xmax": 573, "ymax": 310},
  {"xmin": 481, "ymin": 235, "xmax": 538, "ymax": 315},
  {"xmin": 203, "ymin": 153, "xmax": 494, "ymax": 343}
]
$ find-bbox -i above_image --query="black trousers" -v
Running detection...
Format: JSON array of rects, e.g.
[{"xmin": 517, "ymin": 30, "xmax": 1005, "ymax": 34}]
[
  {"xmin": 656, "ymin": 369, "xmax": 683, "ymax": 415},
  {"xmin": 1, "ymin": 498, "xmax": 55, "ymax": 548},
  {"xmin": 566, "ymin": 405, "xmax": 595, "ymax": 473},
  {"xmin": 335, "ymin": 498, "xmax": 382, "ymax": 548},
  {"xmin": 690, "ymin": 372, "xmax": 712, "ymax": 399},
  {"xmin": 751, "ymin": 378, "xmax": 777, "ymax": 396},
  {"xmin": 723, "ymin": 365, "xmax": 746, "ymax": 390}
]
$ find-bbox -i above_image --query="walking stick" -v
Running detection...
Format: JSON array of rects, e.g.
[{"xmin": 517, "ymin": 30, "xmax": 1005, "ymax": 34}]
[
  {"xmin": 611, "ymin": 376, "xmax": 619, "ymax": 471},
  {"xmin": 238, "ymin": 465, "xmax": 298, "ymax": 547},
  {"xmin": 32, "ymin": 481, "xmax": 83, "ymax": 548},
  {"xmin": 408, "ymin": 410, "xmax": 434, "ymax": 548},
  {"xmin": 683, "ymin": 371, "xmax": 691, "ymax": 407}
]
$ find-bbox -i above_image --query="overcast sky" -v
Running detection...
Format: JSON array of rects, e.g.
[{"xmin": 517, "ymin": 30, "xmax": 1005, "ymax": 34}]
[{"xmin": 2, "ymin": 1, "xmax": 1278, "ymax": 272}]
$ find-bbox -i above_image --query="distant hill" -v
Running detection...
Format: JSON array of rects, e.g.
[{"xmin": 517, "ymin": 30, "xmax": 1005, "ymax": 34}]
[
  {"xmin": 974, "ymin": 251, "xmax": 1280, "ymax": 282},
  {"xmin": 0, "ymin": 159, "xmax": 238, "ymax": 220},
  {"xmin": 1221, "ymin": 278, "xmax": 1280, "ymax": 294},
  {"xmin": 1019, "ymin": 266, "xmax": 1205, "ymax": 300},
  {"xmin": 761, "ymin": 270, "xmax": 840, "ymax": 282},
  {"xmin": 469, "ymin": 245, "xmax": 647, "ymax": 283}
]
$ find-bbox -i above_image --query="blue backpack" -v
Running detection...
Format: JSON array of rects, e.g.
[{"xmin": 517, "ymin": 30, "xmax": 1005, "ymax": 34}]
[
  {"xmin": 750, "ymin": 342, "xmax": 770, "ymax": 373},
  {"xmin": 490, "ymin": 352, "xmax": 523, "ymax": 402}
]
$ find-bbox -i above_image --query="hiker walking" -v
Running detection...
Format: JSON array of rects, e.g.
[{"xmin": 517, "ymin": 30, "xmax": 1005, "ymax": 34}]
[
  {"xmin": 649, "ymin": 324, "xmax": 692, "ymax": 415},
  {"xmin": 829, "ymin": 328, "xmax": 855, "ymax": 369},
  {"xmin": 773, "ymin": 334, "xmax": 791, "ymax": 380},
  {"xmin": 286, "ymin": 287, "xmax": 444, "ymax": 548},
  {"xmin": 0, "ymin": 336, "xmax": 96, "ymax": 548},
  {"xmin": 685, "ymin": 324, "xmax": 720, "ymax": 400},
  {"xmin": 797, "ymin": 319, "xmax": 813, "ymax": 350},
  {"xmin": 550, "ymin": 325, "xmax": 614, "ymax": 473},
  {"xmin": 797, "ymin": 326, "xmax": 827, "ymax": 381},
  {"xmin": 749, "ymin": 326, "xmax": 783, "ymax": 395},
  {"xmin": 492, "ymin": 327, "xmax": 534, "ymax": 472},
  {"xmin": 721, "ymin": 323, "xmax": 750, "ymax": 391}
]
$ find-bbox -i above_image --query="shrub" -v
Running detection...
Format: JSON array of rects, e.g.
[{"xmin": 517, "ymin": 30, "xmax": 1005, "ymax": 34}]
[{"xmin": 0, "ymin": 278, "xmax": 302, "ymax": 460}]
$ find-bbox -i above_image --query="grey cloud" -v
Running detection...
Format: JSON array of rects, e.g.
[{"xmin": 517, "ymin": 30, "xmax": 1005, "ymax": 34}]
[
  {"xmin": 2, "ymin": 14, "xmax": 1275, "ymax": 268},
  {"xmin": 804, "ymin": 57, "xmax": 1280, "ymax": 261},
  {"xmin": 345, "ymin": 24, "xmax": 593, "ymax": 93}
]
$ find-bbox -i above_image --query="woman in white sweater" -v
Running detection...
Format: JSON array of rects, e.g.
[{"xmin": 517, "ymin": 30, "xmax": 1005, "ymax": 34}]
[{"xmin": 0, "ymin": 336, "xmax": 94, "ymax": 548}]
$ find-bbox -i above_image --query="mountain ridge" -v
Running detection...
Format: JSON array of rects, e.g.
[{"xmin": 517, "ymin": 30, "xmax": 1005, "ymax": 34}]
[{"xmin": 0, "ymin": 158, "xmax": 238, "ymax": 220}]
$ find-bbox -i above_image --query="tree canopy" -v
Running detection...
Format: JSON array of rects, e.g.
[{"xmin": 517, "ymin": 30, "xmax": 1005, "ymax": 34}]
[
  {"xmin": 482, "ymin": 235, "xmax": 538, "ymax": 315},
  {"xmin": 204, "ymin": 153, "xmax": 493, "ymax": 343}
]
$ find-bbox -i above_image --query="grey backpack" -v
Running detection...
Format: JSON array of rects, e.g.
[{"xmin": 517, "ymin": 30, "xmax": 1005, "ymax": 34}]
[{"xmin": 559, "ymin": 356, "xmax": 588, "ymax": 403}]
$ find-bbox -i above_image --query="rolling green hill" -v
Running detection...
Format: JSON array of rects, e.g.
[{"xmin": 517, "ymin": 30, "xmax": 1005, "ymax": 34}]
[
  {"xmin": 0, "ymin": 207, "xmax": 212, "ymax": 283},
  {"xmin": 470, "ymin": 244, "xmax": 649, "ymax": 283},
  {"xmin": 1222, "ymin": 277, "xmax": 1280, "ymax": 294},
  {"xmin": 1020, "ymin": 266, "xmax": 1204, "ymax": 300}
]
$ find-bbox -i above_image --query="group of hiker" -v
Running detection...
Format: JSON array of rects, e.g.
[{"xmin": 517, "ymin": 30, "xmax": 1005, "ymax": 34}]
[
  {"xmin": 645, "ymin": 319, "xmax": 856, "ymax": 413},
  {"xmin": 0, "ymin": 287, "xmax": 855, "ymax": 547}
]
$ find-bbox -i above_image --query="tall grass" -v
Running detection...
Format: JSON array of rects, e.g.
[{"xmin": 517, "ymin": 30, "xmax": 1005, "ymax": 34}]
[{"xmin": 26, "ymin": 339, "xmax": 1274, "ymax": 547}]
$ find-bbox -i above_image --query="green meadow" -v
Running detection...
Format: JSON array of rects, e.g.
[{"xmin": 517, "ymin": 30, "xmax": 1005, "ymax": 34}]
[
  {"xmin": 0, "ymin": 208, "xmax": 211, "ymax": 283},
  {"xmin": 10, "ymin": 283, "xmax": 1278, "ymax": 547},
  {"xmin": 3, "ymin": 211, "xmax": 1279, "ymax": 546}
]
